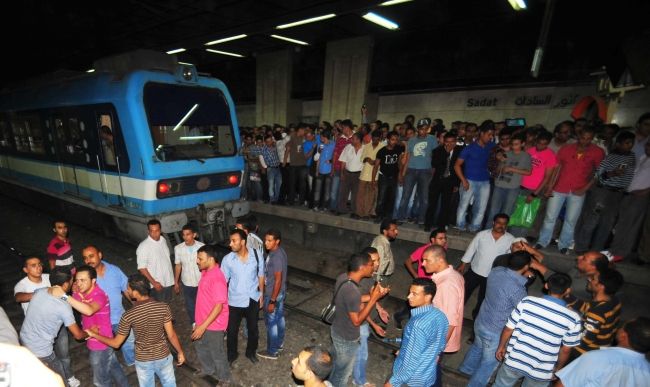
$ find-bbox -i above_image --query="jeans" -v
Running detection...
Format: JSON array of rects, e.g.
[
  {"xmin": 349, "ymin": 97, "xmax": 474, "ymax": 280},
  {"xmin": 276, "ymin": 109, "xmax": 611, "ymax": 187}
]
[
  {"xmin": 264, "ymin": 295, "xmax": 286, "ymax": 354},
  {"xmin": 313, "ymin": 174, "xmax": 332, "ymax": 208},
  {"xmin": 353, "ymin": 323, "xmax": 370, "ymax": 385},
  {"xmin": 54, "ymin": 325, "xmax": 72, "ymax": 380},
  {"xmin": 329, "ymin": 329, "xmax": 360, "ymax": 387},
  {"xmin": 227, "ymin": 298, "xmax": 259, "ymax": 361},
  {"xmin": 181, "ymin": 284, "xmax": 198, "ymax": 324},
  {"xmin": 376, "ymin": 174, "xmax": 398, "ymax": 219},
  {"xmin": 574, "ymin": 186, "xmax": 623, "ymax": 252},
  {"xmin": 39, "ymin": 352, "xmax": 66, "ymax": 384},
  {"xmin": 135, "ymin": 353, "xmax": 176, "ymax": 387},
  {"xmin": 288, "ymin": 165, "xmax": 308, "ymax": 204},
  {"xmin": 537, "ymin": 191, "xmax": 585, "ymax": 249},
  {"xmin": 392, "ymin": 185, "xmax": 415, "ymax": 219},
  {"xmin": 266, "ymin": 166, "xmax": 282, "ymax": 203},
  {"xmin": 397, "ymin": 168, "xmax": 433, "ymax": 223},
  {"xmin": 459, "ymin": 322, "xmax": 501, "ymax": 387},
  {"xmin": 89, "ymin": 348, "xmax": 129, "ymax": 387},
  {"xmin": 194, "ymin": 330, "xmax": 231, "ymax": 381},
  {"xmin": 112, "ymin": 323, "xmax": 135, "ymax": 366},
  {"xmin": 493, "ymin": 364, "xmax": 550, "ymax": 387},
  {"xmin": 153, "ymin": 286, "xmax": 173, "ymax": 303},
  {"xmin": 329, "ymin": 170, "xmax": 341, "ymax": 210},
  {"xmin": 456, "ymin": 179, "xmax": 491, "ymax": 232},
  {"xmin": 488, "ymin": 186, "xmax": 520, "ymax": 222}
]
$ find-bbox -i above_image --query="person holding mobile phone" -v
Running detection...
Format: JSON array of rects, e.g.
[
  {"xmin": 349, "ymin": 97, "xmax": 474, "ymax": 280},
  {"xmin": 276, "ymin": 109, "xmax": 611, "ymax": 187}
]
[{"xmin": 574, "ymin": 131, "xmax": 636, "ymax": 253}]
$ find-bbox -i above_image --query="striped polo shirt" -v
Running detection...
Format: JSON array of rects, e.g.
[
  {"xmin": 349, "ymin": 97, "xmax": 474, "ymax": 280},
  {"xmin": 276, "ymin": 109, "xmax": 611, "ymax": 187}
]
[
  {"xmin": 575, "ymin": 296, "xmax": 622, "ymax": 354},
  {"xmin": 596, "ymin": 151, "xmax": 636, "ymax": 189},
  {"xmin": 117, "ymin": 298, "xmax": 172, "ymax": 362},
  {"xmin": 503, "ymin": 295, "xmax": 582, "ymax": 381}
]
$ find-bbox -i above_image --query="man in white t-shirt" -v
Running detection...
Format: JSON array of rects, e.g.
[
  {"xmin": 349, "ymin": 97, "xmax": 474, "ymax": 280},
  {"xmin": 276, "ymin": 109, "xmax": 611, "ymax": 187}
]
[
  {"xmin": 137, "ymin": 219, "xmax": 174, "ymax": 303},
  {"xmin": 14, "ymin": 256, "xmax": 51, "ymax": 314},
  {"xmin": 173, "ymin": 224, "xmax": 204, "ymax": 325}
]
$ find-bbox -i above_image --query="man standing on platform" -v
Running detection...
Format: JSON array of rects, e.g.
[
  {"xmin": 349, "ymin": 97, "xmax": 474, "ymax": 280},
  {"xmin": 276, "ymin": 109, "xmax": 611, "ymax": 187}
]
[
  {"xmin": 173, "ymin": 224, "xmax": 204, "ymax": 325},
  {"xmin": 221, "ymin": 228, "xmax": 265, "ymax": 365},
  {"xmin": 371, "ymin": 219, "xmax": 398, "ymax": 286},
  {"xmin": 192, "ymin": 245, "xmax": 231, "ymax": 383},
  {"xmin": 385, "ymin": 278, "xmax": 448, "ymax": 387},
  {"xmin": 136, "ymin": 219, "xmax": 175, "ymax": 303},
  {"xmin": 82, "ymin": 245, "xmax": 136, "ymax": 366},
  {"xmin": 356, "ymin": 130, "xmax": 384, "ymax": 219},
  {"xmin": 257, "ymin": 229, "xmax": 288, "ymax": 360},
  {"xmin": 374, "ymin": 131, "xmax": 404, "ymax": 221},
  {"xmin": 421, "ymin": 245, "xmax": 465, "ymax": 387},
  {"xmin": 46, "ymin": 220, "xmax": 75, "ymax": 272}
]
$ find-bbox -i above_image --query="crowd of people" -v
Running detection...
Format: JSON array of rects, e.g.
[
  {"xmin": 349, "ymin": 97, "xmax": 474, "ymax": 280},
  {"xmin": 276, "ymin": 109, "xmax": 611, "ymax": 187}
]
[{"xmin": 240, "ymin": 112, "xmax": 650, "ymax": 263}]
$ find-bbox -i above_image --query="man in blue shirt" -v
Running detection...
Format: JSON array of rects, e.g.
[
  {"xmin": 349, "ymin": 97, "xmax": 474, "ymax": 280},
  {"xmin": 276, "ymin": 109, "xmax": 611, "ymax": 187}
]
[
  {"xmin": 260, "ymin": 134, "xmax": 282, "ymax": 204},
  {"xmin": 313, "ymin": 129, "xmax": 335, "ymax": 211},
  {"xmin": 458, "ymin": 251, "xmax": 531, "ymax": 387},
  {"xmin": 397, "ymin": 118, "xmax": 438, "ymax": 225},
  {"xmin": 454, "ymin": 120, "xmax": 496, "ymax": 232},
  {"xmin": 386, "ymin": 278, "xmax": 449, "ymax": 387},
  {"xmin": 221, "ymin": 229, "xmax": 265, "ymax": 365},
  {"xmin": 82, "ymin": 245, "xmax": 136, "ymax": 366}
]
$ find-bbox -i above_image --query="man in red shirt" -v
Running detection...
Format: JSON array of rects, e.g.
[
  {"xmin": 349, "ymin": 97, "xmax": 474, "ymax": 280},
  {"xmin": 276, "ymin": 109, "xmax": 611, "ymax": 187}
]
[
  {"xmin": 46, "ymin": 220, "xmax": 75, "ymax": 273},
  {"xmin": 536, "ymin": 127, "xmax": 604, "ymax": 254}
]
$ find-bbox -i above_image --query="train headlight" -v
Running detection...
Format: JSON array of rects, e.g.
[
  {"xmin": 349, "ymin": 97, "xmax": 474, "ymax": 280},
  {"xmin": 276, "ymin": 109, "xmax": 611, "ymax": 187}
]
[
  {"xmin": 158, "ymin": 182, "xmax": 170, "ymax": 194},
  {"xmin": 182, "ymin": 66, "xmax": 195, "ymax": 81}
]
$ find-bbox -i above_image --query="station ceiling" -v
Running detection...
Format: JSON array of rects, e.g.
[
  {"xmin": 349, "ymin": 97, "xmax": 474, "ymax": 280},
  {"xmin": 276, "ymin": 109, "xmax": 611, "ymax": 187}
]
[{"xmin": 3, "ymin": 0, "xmax": 648, "ymax": 101}]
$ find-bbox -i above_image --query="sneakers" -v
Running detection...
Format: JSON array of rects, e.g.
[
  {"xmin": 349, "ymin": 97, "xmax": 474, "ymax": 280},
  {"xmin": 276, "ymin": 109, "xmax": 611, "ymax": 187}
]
[
  {"xmin": 256, "ymin": 350, "xmax": 278, "ymax": 360},
  {"xmin": 67, "ymin": 376, "xmax": 81, "ymax": 387}
]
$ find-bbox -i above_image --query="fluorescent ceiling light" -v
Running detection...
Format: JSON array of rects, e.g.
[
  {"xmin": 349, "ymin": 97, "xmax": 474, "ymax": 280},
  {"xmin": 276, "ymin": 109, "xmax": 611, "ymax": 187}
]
[
  {"xmin": 178, "ymin": 61, "xmax": 194, "ymax": 66},
  {"xmin": 380, "ymin": 0, "xmax": 413, "ymax": 6},
  {"xmin": 205, "ymin": 34, "xmax": 248, "ymax": 46},
  {"xmin": 362, "ymin": 12, "xmax": 399, "ymax": 30},
  {"xmin": 270, "ymin": 34, "xmax": 309, "ymax": 45},
  {"xmin": 206, "ymin": 48, "xmax": 244, "ymax": 58},
  {"xmin": 180, "ymin": 135, "xmax": 214, "ymax": 140},
  {"xmin": 508, "ymin": 0, "xmax": 527, "ymax": 10},
  {"xmin": 276, "ymin": 13, "xmax": 336, "ymax": 29},
  {"xmin": 166, "ymin": 48, "xmax": 186, "ymax": 54},
  {"xmin": 86, "ymin": 69, "xmax": 95, "ymax": 73}
]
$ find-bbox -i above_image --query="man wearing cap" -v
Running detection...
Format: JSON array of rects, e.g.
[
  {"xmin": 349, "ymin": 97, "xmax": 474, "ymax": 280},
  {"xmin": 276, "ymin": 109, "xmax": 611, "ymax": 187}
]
[{"xmin": 396, "ymin": 118, "xmax": 438, "ymax": 225}]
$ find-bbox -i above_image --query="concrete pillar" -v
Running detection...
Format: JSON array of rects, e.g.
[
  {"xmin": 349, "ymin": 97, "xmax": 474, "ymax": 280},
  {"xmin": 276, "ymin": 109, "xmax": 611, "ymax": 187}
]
[
  {"xmin": 320, "ymin": 36, "xmax": 374, "ymax": 124},
  {"xmin": 256, "ymin": 49, "xmax": 300, "ymax": 126}
]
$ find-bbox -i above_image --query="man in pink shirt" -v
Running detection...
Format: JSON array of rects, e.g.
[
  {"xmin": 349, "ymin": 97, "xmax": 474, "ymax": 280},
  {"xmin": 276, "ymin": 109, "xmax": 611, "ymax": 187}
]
[
  {"xmin": 192, "ymin": 245, "xmax": 231, "ymax": 382},
  {"xmin": 511, "ymin": 130, "xmax": 558, "ymax": 238},
  {"xmin": 422, "ymin": 245, "xmax": 465, "ymax": 387},
  {"xmin": 71, "ymin": 265, "xmax": 128, "ymax": 387},
  {"xmin": 536, "ymin": 127, "xmax": 605, "ymax": 254}
]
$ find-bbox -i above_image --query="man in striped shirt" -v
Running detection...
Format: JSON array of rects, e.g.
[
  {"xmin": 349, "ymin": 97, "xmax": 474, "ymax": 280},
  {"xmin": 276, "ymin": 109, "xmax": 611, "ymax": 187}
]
[
  {"xmin": 575, "ymin": 131, "xmax": 637, "ymax": 253},
  {"xmin": 493, "ymin": 273, "xmax": 581, "ymax": 386},
  {"xmin": 386, "ymin": 278, "xmax": 448, "ymax": 387},
  {"xmin": 86, "ymin": 273, "xmax": 186, "ymax": 387}
]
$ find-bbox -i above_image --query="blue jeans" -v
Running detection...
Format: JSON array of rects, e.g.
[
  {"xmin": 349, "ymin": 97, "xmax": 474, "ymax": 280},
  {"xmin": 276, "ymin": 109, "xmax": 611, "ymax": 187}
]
[
  {"xmin": 397, "ymin": 169, "xmax": 433, "ymax": 223},
  {"xmin": 54, "ymin": 325, "xmax": 72, "ymax": 380},
  {"xmin": 456, "ymin": 179, "xmax": 491, "ymax": 232},
  {"xmin": 330, "ymin": 329, "xmax": 360, "ymax": 387},
  {"xmin": 89, "ymin": 348, "xmax": 129, "ymax": 387},
  {"xmin": 353, "ymin": 323, "xmax": 370, "ymax": 385},
  {"xmin": 537, "ymin": 191, "xmax": 585, "ymax": 249},
  {"xmin": 493, "ymin": 364, "xmax": 550, "ymax": 387},
  {"xmin": 39, "ymin": 351, "xmax": 66, "ymax": 383},
  {"xmin": 488, "ymin": 186, "xmax": 521, "ymax": 221},
  {"xmin": 194, "ymin": 330, "xmax": 231, "ymax": 381},
  {"xmin": 313, "ymin": 174, "xmax": 332, "ymax": 208},
  {"xmin": 113, "ymin": 323, "xmax": 135, "ymax": 366},
  {"xmin": 393, "ymin": 185, "xmax": 415, "ymax": 219},
  {"xmin": 182, "ymin": 284, "xmax": 198, "ymax": 324},
  {"xmin": 459, "ymin": 323, "xmax": 501, "ymax": 387},
  {"xmin": 264, "ymin": 295, "xmax": 286, "ymax": 355},
  {"xmin": 267, "ymin": 166, "xmax": 282, "ymax": 203},
  {"xmin": 135, "ymin": 354, "xmax": 176, "ymax": 387},
  {"xmin": 329, "ymin": 170, "xmax": 341, "ymax": 210}
]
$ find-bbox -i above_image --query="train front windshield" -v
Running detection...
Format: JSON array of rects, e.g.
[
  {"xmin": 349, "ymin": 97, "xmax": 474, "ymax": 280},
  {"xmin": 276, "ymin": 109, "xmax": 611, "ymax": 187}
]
[{"xmin": 144, "ymin": 83, "xmax": 237, "ymax": 161}]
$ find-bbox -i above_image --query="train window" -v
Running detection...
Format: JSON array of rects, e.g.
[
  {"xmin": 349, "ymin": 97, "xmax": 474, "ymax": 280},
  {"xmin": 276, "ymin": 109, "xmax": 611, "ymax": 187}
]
[
  {"xmin": 98, "ymin": 114, "xmax": 117, "ymax": 167},
  {"xmin": 10, "ymin": 117, "xmax": 29, "ymax": 152},
  {"xmin": 0, "ymin": 121, "xmax": 12, "ymax": 148},
  {"xmin": 144, "ymin": 83, "xmax": 237, "ymax": 161},
  {"xmin": 23, "ymin": 115, "xmax": 45, "ymax": 154}
]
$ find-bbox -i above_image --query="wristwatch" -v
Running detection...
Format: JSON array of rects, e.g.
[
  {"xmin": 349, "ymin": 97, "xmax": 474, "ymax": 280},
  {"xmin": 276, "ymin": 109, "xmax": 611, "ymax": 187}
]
[{"xmin": 60, "ymin": 294, "xmax": 69, "ymax": 302}]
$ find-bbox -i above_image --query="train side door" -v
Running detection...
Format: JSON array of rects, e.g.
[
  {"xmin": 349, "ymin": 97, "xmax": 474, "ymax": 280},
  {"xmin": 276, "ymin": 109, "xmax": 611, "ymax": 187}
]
[
  {"xmin": 52, "ymin": 116, "xmax": 91, "ymax": 199},
  {"xmin": 94, "ymin": 112, "xmax": 124, "ymax": 207}
]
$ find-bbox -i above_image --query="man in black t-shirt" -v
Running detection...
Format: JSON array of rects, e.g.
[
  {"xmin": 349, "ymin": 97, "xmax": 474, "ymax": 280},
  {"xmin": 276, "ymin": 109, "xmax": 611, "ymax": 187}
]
[{"xmin": 374, "ymin": 131, "xmax": 404, "ymax": 221}]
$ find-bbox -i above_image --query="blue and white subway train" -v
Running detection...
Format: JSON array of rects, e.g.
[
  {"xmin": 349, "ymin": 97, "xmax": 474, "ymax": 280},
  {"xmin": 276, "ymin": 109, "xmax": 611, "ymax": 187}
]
[{"xmin": 0, "ymin": 51, "xmax": 249, "ymax": 244}]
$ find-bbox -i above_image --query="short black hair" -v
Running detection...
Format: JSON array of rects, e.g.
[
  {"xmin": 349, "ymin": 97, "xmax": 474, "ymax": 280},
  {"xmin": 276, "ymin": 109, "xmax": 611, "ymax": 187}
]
[
  {"xmin": 371, "ymin": 130, "xmax": 382, "ymax": 139},
  {"xmin": 147, "ymin": 219, "xmax": 161, "ymax": 228},
  {"xmin": 236, "ymin": 215, "xmax": 258, "ymax": 233},
  {"xmin": 430, "ymin": 228, "xmax": 446, "ymax": 240},
  {"xmin": 23, "ymin": 256, "xmax": 42, "ymax": 267},
  {"xmin": 128, "ymin": 273, "xmax": 151, "ymax": 296},
  {"xmin": 479, "ymin": 120, "xmax": 495, "ymax": 133},
  {"xmin": 303, "ymin": 345, "xmax": 333, "ymax": 381},
  {"xmin": 507, "ymin": 251, "xmax": 532, "ymax": 271},
  {"xmin": 387, "ymin": 131, "xmax": 400, "ymax": 139},
  {"xmin": 380, "ymin": 218, "xmax": 397, "ymax": 234},
  {"xmin": 554, "ymin": 120, "xmax": 574, "ymax": 133},
  {"xmin": 598, "ymin": 269, "xmax": 624, "ymax": 296},
  {"xmin": 493, "ymin": 213, "xmax": 510, "ymax": 222},
  {"xmin": 624, "ymin": 317, "xmax": 650, "ymax": 360},
  {"xmin": 536, "ymin": 130, "xmax": 553, "ymax": 142},
  {"xmin": 443, "ymin": 132, "xmax": 457, "ymax": 140},
  {"xmin": 615, "ymin": 130, "xmax": 635, "ymax": 144},
  {"xmin": 52, "ymin": 219, "xmax": 67, "ymax": 228},
  {"xmin": 197, "ymin": 245, "xmax": 219, "ymax": 261},
  {"xmin": 361, "ymin": 246, "xmax": 378, "ymax": 257},
  {"xmin": 50, "ymin": 267, "xmax": 72, "ymax": 286},
  {"xmin": 412, "ymin": 278, "xmax": 436, "ymax": 297},
  {"xmin": 230, "ymin": 228, "xmax": 248, "ymax": 241},
  {"xmin": 75, "ymin": 264, "xmax": 97, "ymax": 280},
  {"xmin": 637, "ymin": 112, "xmax": 650, "ymax": 125},
  {"xmin": 181, "ymin": 223, "xmax": 195, "ymax": 233},
  {"xmin": 546, "ymin": 273, "xmax": 572, "ymax": 294},
  {"xmin": 265, "ymin": 229, "xmax": 281, "ymax": 241},
  {"xmin": 347, "ymin": 252, "xmax": 371, "ymax": 272}
]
